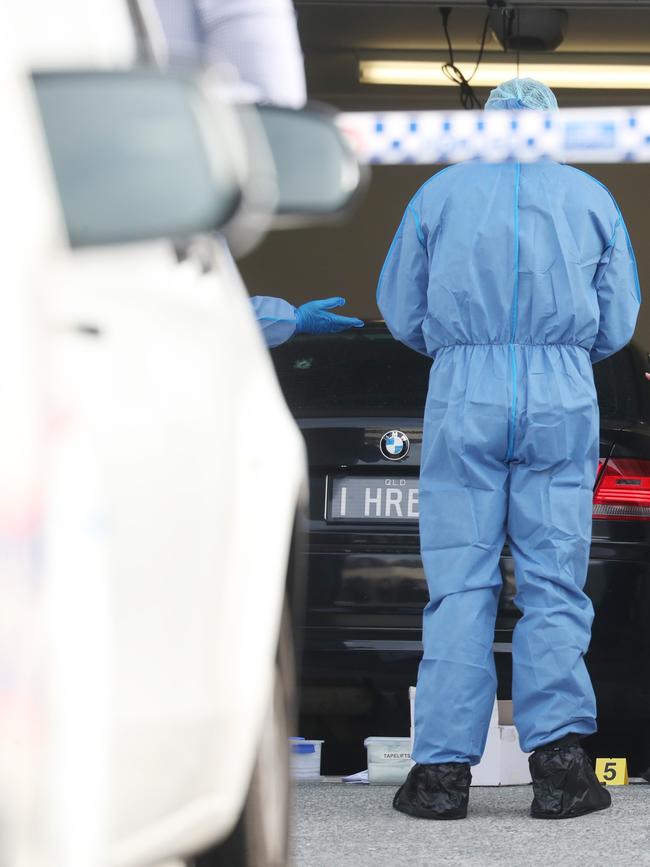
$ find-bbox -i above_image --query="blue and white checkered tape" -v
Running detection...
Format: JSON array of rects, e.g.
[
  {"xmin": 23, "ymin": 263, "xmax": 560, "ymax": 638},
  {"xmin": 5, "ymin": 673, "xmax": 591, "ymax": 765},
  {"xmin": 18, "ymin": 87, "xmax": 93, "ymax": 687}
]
[{"xmin": 337, "ymin": 107, "xmax": 650, "ymax": 165}]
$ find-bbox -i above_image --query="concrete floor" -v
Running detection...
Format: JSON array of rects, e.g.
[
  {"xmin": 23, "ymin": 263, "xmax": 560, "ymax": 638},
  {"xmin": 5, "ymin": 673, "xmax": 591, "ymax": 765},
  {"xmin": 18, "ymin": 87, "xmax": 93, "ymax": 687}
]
[{"xmin": 292, "ymin": 781, "xmax": 650, "ymax": 867}]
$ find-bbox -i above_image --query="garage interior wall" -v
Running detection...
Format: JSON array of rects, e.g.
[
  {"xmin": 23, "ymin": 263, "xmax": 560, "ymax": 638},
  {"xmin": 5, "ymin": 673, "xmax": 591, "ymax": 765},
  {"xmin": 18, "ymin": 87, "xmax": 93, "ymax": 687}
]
[{"xmin": 238, "ymin": 163, "xmax": 650, "ymax": 348}]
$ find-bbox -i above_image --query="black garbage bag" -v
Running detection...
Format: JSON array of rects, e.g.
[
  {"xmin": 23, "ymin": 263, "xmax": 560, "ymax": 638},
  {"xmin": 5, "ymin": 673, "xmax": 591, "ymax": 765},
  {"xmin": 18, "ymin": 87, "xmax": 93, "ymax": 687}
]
[
  {"xmin": 529, "ymin": 739, "xmax": 611, "ymax": 819},
  {"xmin": 393, "ymin": 762, "xmax": 471, "ymax": 820}
]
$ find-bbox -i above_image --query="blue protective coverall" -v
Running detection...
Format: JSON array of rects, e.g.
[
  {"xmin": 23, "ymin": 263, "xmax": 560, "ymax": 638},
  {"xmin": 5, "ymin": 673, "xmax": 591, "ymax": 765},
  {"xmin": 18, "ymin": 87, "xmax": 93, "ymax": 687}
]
[
  {"xmin": 251, "ymin": 296, "xmax": 298, "ymax": 347},
  {"xmin": 377, "ymin": 161, "xmax": 640, "ymax": 762}
]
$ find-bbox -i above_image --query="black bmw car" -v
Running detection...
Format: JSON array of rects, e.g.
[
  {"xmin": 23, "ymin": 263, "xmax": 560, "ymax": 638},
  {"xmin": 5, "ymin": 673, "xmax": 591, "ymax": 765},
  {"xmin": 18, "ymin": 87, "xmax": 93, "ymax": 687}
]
[{"xmin": 272, "ymin": 323, "xmax": 650, "ymax": 775}]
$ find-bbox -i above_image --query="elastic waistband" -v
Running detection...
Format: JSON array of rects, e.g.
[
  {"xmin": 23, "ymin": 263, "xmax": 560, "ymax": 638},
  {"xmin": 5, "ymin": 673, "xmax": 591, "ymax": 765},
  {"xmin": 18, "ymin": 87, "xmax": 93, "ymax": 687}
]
[{"xmin": 437, "ymin": 342, "xmax": 587, "ymax": 350}]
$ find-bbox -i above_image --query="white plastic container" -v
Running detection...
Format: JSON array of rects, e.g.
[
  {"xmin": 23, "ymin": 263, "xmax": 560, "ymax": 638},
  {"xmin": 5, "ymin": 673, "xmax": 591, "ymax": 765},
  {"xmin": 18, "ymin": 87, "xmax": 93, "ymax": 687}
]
[
  {"xmin": 364, "ymin": 737, "xmax": 414, "ymax": 785},
  {"xmin": 289, "ymin": 737, "xmax": 324, "ymax": 781}
]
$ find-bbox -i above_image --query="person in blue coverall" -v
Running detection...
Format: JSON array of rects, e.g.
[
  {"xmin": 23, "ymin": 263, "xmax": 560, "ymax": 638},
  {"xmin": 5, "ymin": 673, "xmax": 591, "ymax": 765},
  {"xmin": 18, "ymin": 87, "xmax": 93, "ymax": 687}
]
[{"xmin": 379, "ymin": 79, "xmax": 641, "ymax": 821}]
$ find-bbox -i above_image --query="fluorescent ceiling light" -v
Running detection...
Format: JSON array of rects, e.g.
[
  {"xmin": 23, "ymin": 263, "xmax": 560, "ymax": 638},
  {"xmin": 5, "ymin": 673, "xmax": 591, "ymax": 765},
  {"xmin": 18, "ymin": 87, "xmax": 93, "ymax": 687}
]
[{"xmin": 359, "ymin": 60, "xmax": 650, "ymax": 90}]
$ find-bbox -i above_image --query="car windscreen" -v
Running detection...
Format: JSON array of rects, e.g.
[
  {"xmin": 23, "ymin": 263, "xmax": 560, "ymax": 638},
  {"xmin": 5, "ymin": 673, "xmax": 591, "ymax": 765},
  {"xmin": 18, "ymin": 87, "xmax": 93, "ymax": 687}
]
[{"xmin": 273, "ymin": 330, "xmax": 650, "ymax": 425}]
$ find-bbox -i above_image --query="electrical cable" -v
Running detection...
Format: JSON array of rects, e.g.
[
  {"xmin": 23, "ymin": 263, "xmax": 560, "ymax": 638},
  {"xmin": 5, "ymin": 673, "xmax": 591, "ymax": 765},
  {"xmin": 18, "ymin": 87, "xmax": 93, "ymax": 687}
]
[
  {"xmin": 439, "ymin": 7, "xmax": 491, "ymax": 110},
  {"xmin": 516, "ymin": 6, "xmax": 520, "ymax": 77},
  {"xmin": 498, "ymin": 5, "xmax": 522, "ymax": 76}
]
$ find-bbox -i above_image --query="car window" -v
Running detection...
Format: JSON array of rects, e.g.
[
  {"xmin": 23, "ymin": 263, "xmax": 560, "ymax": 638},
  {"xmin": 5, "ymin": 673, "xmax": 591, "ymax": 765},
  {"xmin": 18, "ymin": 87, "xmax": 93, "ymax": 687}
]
[
  {"xmin": 274, "ymin": 328, "xmax": 650, "ymax": 425},
  {"xmin": 593, "ymin": 345, "xmax": 650, "ymax": 426}
]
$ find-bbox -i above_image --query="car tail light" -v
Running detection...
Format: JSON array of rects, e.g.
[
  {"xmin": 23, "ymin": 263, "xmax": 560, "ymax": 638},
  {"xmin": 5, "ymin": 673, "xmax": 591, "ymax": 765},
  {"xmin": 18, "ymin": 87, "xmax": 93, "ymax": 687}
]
[{"xmin": 593, "ymin": 458, "xmax": 650, "ymax": 520}]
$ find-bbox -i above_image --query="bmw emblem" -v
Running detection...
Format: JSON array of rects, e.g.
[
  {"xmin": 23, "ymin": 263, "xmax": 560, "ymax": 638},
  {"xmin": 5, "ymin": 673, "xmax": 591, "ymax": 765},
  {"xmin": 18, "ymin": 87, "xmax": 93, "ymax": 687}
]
[{"xmin": 380, "ymin": 430, "xmax": 410, "ymax": 461}]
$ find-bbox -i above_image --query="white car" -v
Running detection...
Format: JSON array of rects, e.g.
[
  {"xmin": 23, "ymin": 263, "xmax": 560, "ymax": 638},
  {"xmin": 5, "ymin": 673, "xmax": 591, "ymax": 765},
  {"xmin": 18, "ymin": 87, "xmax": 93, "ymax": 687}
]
[{"xmin": 0, "ymin": 3, "xmax": 361, "ymax": 867}]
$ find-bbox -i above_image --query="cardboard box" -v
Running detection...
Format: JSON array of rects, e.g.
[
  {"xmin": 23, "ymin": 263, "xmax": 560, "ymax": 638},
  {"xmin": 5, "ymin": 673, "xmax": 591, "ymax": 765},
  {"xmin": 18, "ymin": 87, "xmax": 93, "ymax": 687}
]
[{"xmin": 409, "ymin": 687, "xmax": 531, "ymax": 786}]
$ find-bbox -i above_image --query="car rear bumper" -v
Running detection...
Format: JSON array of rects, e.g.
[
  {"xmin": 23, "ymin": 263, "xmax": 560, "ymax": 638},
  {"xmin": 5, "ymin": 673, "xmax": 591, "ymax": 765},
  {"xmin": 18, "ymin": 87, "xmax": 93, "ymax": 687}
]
[{"xmin": 300, "ymin": 538, "xmax": 650, "ymax": 725}]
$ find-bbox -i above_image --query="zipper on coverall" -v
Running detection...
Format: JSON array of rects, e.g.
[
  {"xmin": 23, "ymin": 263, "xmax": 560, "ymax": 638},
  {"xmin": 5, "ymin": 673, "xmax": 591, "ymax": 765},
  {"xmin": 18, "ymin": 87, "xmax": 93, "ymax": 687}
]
[{"xmin": 505, "ymin": 162, "xmax": 521, "ymax": 462}]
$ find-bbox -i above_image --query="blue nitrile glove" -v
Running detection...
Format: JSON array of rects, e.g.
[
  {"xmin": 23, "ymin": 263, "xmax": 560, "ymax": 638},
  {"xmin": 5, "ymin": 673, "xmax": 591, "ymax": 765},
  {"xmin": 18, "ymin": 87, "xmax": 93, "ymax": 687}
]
[{"xmin": 294, "ymin": 297, "xmax": 365, "ymax": 335}]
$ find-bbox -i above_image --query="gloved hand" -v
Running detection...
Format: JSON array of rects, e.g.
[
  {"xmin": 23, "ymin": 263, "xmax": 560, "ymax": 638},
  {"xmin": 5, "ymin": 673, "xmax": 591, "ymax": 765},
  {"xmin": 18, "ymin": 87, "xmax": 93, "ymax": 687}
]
[{"xmin": 294, "ymin": 297, "xmax": 365, "ymax": 335}]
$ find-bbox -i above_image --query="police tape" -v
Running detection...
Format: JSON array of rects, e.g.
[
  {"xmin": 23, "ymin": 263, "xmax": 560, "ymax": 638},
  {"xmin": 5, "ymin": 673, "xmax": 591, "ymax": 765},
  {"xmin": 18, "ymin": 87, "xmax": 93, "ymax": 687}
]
[{"xmin": 337, "ymin": 107, "xmax": 650, "ymax": 165}]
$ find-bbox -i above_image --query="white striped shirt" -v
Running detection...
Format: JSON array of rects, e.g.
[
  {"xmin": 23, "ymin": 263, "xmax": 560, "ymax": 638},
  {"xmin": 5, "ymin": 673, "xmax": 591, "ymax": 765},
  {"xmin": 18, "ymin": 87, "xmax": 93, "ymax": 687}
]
[{"xmin": 153, "ymin": 0, "xmax": 306, "ymax": 107}]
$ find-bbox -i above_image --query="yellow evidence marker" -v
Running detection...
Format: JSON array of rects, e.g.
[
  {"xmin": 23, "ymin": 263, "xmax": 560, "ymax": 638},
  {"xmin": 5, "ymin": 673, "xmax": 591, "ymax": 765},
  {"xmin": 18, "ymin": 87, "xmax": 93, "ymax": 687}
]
[{"xmin": 595, "ymin": 758, "xmax": 628, "ymax": 785}]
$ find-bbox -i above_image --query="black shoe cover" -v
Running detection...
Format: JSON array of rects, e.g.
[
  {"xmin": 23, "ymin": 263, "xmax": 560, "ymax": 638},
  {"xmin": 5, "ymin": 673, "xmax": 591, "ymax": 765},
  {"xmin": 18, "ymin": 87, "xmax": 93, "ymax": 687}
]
[
  {"xmin": 529, "ymin": 739, "xmax": 611, "ymax": 820},
  {"xmin": 393, "ymin": 762, "xmax": 471, "ymax": 820}
]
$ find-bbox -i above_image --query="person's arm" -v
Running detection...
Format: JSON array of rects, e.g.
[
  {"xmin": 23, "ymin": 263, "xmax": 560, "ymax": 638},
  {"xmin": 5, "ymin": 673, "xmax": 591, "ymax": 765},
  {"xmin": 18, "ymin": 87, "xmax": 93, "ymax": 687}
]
[
  {"xmin": 590, "ymin": 211, "xmax": 641, "ymax": 364},
  {"xmin": 252, "ymin": 295, "xmax": 364, "ymax": 348},
  {"xmin": 251, "ymin": 296, "xmax": 298, "ymax": 348},
  {"xmin": 376, "ymin": 198, "xmax": 430, "ymax": 356},
  {"xmin": 195, "ymin": 0, "xmax": 307, "ymax": 107}
]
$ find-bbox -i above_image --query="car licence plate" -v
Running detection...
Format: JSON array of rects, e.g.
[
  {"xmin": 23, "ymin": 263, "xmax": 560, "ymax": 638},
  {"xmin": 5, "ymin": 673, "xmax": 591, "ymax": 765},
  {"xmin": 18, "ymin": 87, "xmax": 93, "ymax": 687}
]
[{"xmin": 326, "ymin": 476, "xmax": 419, "ymax": 523}]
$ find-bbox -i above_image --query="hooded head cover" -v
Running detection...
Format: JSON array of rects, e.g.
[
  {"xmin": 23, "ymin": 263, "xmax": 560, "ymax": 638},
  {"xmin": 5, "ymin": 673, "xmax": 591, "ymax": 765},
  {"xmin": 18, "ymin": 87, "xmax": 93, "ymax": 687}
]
[{"xmin": 485, "ymin": 77, "xmax": 558, "ymax": 111}]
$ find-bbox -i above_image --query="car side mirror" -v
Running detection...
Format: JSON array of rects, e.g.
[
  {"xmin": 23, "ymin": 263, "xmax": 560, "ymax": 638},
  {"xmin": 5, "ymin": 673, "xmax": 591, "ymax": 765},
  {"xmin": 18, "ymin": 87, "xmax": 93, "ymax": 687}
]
[
  {"xmin": 252, "ymin": 103, "xmax": 367, "ymax": 225},
  {"xmin": 33, "ymin": 69, "xmax": 246, "ymax": 247}
]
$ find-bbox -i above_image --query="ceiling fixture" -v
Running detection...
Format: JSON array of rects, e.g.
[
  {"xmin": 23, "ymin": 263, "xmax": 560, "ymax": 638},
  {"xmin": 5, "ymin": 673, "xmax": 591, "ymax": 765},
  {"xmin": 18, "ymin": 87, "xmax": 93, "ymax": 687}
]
[
  {"xmin": 489, "ymin": 7, "xmax": 568, "ymax": 52},
  {"xmin": 359, "ymin": 61, "xmax": 650, "ymax": 90}
]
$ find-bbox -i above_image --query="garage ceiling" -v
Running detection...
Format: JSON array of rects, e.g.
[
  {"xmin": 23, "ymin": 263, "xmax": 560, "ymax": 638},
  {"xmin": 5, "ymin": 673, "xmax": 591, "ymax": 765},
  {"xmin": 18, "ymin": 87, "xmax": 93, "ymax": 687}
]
[{"xmin": 295, "ymin": 2, "xmax": 650, "ymax": 108}]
